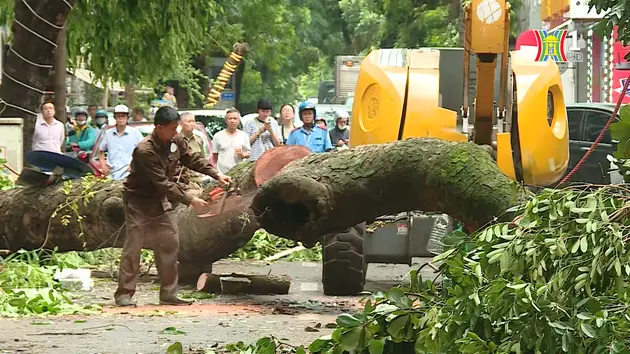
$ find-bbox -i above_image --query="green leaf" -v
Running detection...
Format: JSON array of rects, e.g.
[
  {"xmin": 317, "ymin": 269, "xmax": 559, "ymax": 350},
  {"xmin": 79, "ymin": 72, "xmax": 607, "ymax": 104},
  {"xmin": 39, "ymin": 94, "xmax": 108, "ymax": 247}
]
[
  {"xmin": 571, "ymin": 240, "xmax": 580, "ymax": 254},
  {"xmin": 161, "ymin": 327, "xmax": 185, "ymax": 335},
  {"xmin": 308, "ymin": 336, "xmax": 332, "ymax": 352},
  {"xmin": 507, "ymin": 283, "xmax": 528, "ymax": 290},
  {"xmin": 580, "ymin": 323, "xmax": 596, "ymax": 338},
  {"xmin": 562, "ymin": 332, "xmax": 569, "ymax": 352},
  {"xmin": 619, "ymin": 104, "xmax": 630, "ymax": 123},
  {"xmin": 475, "ymin": 264, "xmax": 483, "ymax": 282},
  {"xmin": 549, "ymin": 322, "xmax": 572, "ymax": 330},
  {"xmin": 255, "ymin": 337, "xmax": 276, "ymax": 354},
  {"xmin": 432, "ymin": 248, "xmax": 456, "ymax": 263},
  {"xmin": 387, "ymin": 315, "xmax": 409, "ymax": 338},
  {"xmin": 580, "ymin": 237, "xmax": 588, "ymax": 253},
  {"xmin": 368, "ymin": 338, "xmax": 385, "ymax": 354},
  {"xmin": 615, "ymin": 259, "xmax": 622, "ymax": 276},
  {"xmin": 577, "ymin": 313, "xmax": 593, "ymax": 320},
  {"xmin": 339, "ymin": 327, "xmax": 362, "ymax": 352},
  {"xmin": 612, "ymin": 341, "xmax": 625, "ymax": 352},
  {"xmin": 336, "ymin": 314, "xmax": 362, "ymax": 328},
  {"xmin": 166, "ymin": 342, "xmax": 183, "ymax": 354}
]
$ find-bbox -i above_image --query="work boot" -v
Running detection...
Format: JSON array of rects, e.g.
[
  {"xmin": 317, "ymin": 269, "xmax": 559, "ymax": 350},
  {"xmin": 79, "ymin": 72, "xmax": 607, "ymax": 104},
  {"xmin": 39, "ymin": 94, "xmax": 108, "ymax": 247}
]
[
  {"xmin": 159, "ymin": 296, "xmax": 193, "ymax": 306},
  {"xmin": 115, "ymin": 297, "xmax": 137, "ymax": 307}
]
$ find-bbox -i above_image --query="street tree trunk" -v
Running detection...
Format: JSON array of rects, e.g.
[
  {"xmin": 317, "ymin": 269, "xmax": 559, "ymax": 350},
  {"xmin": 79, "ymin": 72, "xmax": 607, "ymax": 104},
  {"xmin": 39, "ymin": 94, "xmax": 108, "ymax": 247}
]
[
  {"xmin": 0, "ymin": 0, "xmax": 75, "ymax": 157},
  {"xmin": 53, "ymin": 26, "xmax": 67, "ymax": 123},
  {"xmin": 0, "ymin": 145, "xmax": 312, "ymax": 264},
  {"xmin": 252, "ymin": 138, "xmax": 524, "ymax": 246},
  {"xmin": 124, "ymin": 83, "xmax": 134, "ymax": 107}
]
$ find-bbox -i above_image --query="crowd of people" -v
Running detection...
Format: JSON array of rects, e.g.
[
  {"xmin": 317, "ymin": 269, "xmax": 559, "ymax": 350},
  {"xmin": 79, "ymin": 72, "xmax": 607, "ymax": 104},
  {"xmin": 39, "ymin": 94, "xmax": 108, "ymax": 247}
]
[
  {"xmin": 241, "ymin": 99, "xmax": 350, "ymax": 159},
  {"xmin": 31, "ymin": 96, "xmax": 351, "ymax": 183}
]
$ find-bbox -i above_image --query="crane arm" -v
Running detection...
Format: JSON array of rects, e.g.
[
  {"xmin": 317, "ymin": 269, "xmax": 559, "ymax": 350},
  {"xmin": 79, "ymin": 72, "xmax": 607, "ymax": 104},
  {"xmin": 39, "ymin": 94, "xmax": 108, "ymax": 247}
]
[
  {"xmin": 204, "ymin": 43, "xmax": 249, "ymax": 108},
  {"xmin": 462, "ymin": 0, "xmax": 510, "ymax": 146}
]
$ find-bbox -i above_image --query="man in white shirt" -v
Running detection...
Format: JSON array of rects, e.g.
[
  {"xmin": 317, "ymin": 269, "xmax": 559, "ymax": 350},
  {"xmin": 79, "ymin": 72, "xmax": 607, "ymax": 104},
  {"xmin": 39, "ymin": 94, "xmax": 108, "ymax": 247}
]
[
  {"xmin": 212, "ymin": 108, "xmax": 251, "ymax": 174},
  {"xmin": 98, "ymin": 105, "xmax": 144, "ymax": 180},
  {"xmin": 32, "ymin": 101, "xmax": 65, "ymax": 153}
]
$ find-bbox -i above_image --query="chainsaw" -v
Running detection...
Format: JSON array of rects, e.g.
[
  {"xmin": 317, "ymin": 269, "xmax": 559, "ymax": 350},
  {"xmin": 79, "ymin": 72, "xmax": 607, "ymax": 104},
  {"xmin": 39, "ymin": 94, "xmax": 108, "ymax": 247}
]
[{"xmin": 195, "ymin": 181, "xmax": 242, "ymax": 218}]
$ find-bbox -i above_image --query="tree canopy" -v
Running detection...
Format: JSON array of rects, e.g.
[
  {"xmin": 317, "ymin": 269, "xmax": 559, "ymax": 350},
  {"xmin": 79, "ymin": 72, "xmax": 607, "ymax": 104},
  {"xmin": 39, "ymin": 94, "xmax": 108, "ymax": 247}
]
[{"xmin": 9, "ymin": 0, "xmax": 630, "ymax": 109}]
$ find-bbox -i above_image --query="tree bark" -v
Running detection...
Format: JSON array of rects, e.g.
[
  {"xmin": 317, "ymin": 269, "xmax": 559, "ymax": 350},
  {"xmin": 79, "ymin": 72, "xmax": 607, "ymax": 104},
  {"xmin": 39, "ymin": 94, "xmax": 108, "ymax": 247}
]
[
  {"xmin": 252, "ymin": 138, "xmax": 524, "ymax": 246},
  {"xmin": 0, "ymin": 145, "xmax": 311, "ymax": 264},
  {"xmin": 123, "ymin": 83, "xmax": 134, "ymax": 107},
  {"xmin": 53, "ymin": 26, "xmax": 67, "ymax": 123},
  {"xmin": 101, "ymin": 84, "xmax": 108, "ymax": 108},
  {"xmin": 0, "ymin": 0, "xmax": 75, "ymax": 158},
  {"xmin": 196, "ymin": 272, "xmax": 291, "ymax": 295}
]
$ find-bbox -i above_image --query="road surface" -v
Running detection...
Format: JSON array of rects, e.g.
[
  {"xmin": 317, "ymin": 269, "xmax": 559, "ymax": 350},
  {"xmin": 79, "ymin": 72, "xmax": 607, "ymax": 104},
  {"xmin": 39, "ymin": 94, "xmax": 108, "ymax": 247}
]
[{"xmin": 0, "ymin": 258, "xmax": 437, "ymax": 354}]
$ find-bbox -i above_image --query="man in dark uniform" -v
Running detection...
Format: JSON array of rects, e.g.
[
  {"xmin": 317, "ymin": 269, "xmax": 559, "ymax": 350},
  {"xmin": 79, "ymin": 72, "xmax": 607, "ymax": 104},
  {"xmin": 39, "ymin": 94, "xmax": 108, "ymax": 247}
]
[{"xmin": 114, "ymin": 106, "xmax": 231, "ymax": 307}]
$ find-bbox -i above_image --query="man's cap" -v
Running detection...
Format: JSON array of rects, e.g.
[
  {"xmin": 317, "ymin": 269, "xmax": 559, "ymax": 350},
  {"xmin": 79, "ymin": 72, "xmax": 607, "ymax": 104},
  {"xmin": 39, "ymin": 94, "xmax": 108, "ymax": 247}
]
[{"xmin": 114, "ymin": 104, "xmax": 129, "ymax": 114}]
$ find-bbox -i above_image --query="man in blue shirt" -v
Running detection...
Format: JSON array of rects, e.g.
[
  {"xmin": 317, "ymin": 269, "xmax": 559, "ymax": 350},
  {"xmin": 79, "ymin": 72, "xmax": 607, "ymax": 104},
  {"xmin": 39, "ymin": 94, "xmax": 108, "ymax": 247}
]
[
  {"xmin": 98, "ymin": 105, "xmax": 144, "ymax": 180},
  {"xmin": 286, "ymin": 102, "xmax": 333, "ymax": 153}
]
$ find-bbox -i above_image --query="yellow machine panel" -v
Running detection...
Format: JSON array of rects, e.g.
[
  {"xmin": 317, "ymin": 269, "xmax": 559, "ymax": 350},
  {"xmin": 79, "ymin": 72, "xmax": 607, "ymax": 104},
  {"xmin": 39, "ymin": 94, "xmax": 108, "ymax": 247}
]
[
  {"xmin": 469, "ymin": 0, "xmax": 507, "ymax": 53},
  {"xmin": 500, "ymin": 51, "xmax": 569, "ymax": 186},
  {"xmin": 351, "ymin": 49, "xmax": 410, "ymax": 146},
  {"xmin": 402, "ymin": 50, "xmax": 466, "ymax": 142}
]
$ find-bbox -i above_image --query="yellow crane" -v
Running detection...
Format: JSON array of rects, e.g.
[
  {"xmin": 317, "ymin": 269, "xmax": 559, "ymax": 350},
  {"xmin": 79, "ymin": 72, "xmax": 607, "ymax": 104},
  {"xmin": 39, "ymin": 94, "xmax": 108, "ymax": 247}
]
[
  {"xmin": 350, "ymin": 0, "xmax": 569, "ymax": 186},
  {"xmin": 321, "ymin": 0, "xmax": 570, "ymax": 296}
]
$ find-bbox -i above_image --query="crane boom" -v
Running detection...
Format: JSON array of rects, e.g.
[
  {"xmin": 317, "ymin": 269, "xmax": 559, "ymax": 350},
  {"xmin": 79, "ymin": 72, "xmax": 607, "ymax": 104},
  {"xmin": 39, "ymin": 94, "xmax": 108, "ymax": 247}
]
[{"xmin": 463, "ymin": 0, "xmax": 510, "ymax": 145}]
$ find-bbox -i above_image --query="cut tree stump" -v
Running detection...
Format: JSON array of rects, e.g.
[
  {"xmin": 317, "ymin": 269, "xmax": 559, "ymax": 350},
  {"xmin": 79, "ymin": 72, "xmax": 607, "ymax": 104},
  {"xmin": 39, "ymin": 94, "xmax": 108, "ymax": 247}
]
[
  {"xmin": 0, "ymin": 145, "xmax": 312, "ymax": 269},
  {"xmin": 196, "ymin": 272, "xmax": 291, "ymax": 295},
  {"xmin": 252, "ymin": 138, "xmax": 525, "ymax": 246}
]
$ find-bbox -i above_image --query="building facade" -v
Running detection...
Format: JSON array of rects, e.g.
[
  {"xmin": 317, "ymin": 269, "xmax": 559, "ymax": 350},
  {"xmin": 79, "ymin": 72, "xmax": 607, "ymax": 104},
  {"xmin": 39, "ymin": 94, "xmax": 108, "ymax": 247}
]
[{"xmin": 538, "ymin": 0, "xmax": 629, "ymax": 104}]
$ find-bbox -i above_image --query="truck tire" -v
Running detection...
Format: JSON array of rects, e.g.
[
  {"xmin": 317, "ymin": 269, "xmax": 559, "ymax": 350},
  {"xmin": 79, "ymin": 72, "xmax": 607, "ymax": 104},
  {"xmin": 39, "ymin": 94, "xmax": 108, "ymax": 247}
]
[{"xmin": 322, "ymin": 222, "xmax": 367, "ymax": 296}]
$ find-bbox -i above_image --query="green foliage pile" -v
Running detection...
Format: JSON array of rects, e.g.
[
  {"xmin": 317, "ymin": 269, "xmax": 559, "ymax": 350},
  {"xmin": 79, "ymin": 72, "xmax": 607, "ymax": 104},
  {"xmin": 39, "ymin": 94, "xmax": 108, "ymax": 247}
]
[
  {"xmin": 229, "ymin": 229, "xmax": 322, "ymax": 262},
  {"xmin": 216, "ymin": 185, "xmax": 630, "ymax": 353},
  {"xmin": 0, "ymin": 249, "xmax": 100, "ymax": 317}
]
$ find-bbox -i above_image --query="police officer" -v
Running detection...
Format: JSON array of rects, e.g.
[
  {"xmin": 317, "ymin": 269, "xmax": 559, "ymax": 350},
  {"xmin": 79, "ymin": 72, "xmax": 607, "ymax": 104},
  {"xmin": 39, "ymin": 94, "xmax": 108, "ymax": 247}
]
[{"xmin": 286, "ymin": 102, "xmax": 333, "ymax": 153}]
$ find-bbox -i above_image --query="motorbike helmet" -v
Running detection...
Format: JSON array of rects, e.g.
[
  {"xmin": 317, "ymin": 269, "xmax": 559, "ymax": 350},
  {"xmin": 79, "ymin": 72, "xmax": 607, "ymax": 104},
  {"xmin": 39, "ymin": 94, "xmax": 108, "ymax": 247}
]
[
  {"xmin": 94, "ymin": 109, "xmax": 108, "ymax": 127},
  {"xmin": 74, "ymin": 107, "xmax": 88, "ymax": 117},
  {"xmin": 334, "ymin": 109, "xmax": 349, "ymax": 122},
  {"xmin": 298, "ymin": 101, "xmax": 317, "ymax": 121}
]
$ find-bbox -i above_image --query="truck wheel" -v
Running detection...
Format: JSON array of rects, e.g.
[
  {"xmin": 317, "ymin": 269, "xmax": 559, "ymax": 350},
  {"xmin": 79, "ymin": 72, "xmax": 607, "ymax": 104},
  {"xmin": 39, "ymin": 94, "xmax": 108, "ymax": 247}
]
[{"xmin": 322, "ymin": 222, "xmax": 367, "ymax": 296}]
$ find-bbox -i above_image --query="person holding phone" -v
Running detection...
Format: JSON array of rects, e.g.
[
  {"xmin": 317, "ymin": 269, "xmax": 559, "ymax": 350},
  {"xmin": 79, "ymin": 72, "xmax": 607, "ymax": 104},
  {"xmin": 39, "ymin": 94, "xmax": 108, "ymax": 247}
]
[{"xmin": 243, "ymin": 98, "xmax": 281, "ymax": 161}]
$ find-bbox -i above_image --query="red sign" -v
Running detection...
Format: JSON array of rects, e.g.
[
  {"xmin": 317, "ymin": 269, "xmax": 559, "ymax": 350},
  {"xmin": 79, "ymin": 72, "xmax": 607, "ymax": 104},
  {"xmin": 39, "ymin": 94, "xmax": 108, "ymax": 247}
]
[
  {"xmin": 515, "ymin": 29, "xmax": 538, "ymax": 50},
  {"xmin": 611, "ymin": 26, "xmax": 630, "ymax": 104}
]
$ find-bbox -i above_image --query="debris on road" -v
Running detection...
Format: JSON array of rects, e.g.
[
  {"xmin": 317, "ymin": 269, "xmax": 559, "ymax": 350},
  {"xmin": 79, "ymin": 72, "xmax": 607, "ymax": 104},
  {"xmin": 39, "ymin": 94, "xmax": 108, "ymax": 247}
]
[
  {"xmin": 196, "ymin": 272, "xmax": 291, "ymax": 295},
  {"xmin": 264, "ymin": 245, "xmax": 306, "ymax": 262}
]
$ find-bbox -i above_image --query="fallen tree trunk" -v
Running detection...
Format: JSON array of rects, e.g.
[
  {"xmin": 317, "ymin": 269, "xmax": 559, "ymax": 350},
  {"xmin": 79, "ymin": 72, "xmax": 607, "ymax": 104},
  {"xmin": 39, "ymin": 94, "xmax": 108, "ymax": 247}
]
[
  {"xmin": 0, "ymin": 145, "xmax": 312, "ymax": 266},
  {"xmin": 252, "ymin": 138, "xmax": 525, "ymax": 246},
  {"xmin": 196, "ymin": 272, "xmax": 291, "ymax": 295}
]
